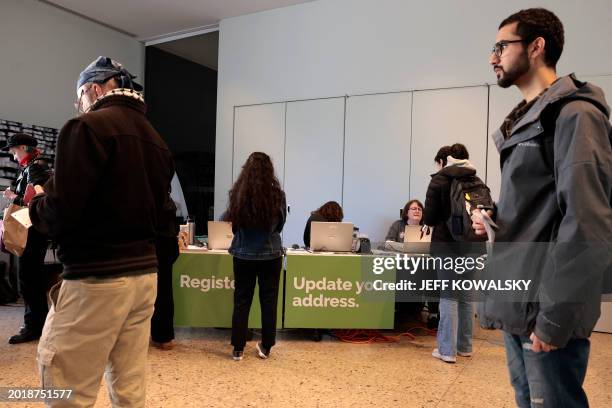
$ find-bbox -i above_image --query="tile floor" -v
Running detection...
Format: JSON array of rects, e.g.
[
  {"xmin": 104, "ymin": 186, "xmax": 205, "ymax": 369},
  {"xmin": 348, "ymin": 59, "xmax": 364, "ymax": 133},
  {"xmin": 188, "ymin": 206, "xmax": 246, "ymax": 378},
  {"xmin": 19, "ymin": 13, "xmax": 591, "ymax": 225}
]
[{"xmin": 1, "ymin": 304, "xmax": 611, "ymax": 407}]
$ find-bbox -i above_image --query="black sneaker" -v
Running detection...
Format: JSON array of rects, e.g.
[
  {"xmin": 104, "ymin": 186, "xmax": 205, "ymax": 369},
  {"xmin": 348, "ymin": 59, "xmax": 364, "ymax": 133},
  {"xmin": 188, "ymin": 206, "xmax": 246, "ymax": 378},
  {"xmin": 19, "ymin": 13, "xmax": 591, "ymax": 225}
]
[
  {"xmin": 8, "ymin": 326, "xmax": 41, "ymax": 344},
  {"xmin": 256, "ymin": 342, "xmax": 270, "ymax": 359},
  {"xmin": 232, "ymin": 349, "xmax": 243, "ymax": 361}
]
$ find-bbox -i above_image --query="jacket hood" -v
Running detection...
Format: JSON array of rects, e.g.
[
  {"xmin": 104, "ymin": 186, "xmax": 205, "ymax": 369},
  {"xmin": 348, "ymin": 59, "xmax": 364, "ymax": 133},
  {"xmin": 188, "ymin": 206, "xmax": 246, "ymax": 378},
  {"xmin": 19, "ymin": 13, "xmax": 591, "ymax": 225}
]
[
  {"xmin": 434, "ymin": 156, "xmax": 477, "ymax": 178},
  {"xmin": 508, "ymin": 74, "xmax": 610, "ymax": 138},
  {"xmin": 446, "ymin": 156, "xmax": 477, "ymax": 170}
]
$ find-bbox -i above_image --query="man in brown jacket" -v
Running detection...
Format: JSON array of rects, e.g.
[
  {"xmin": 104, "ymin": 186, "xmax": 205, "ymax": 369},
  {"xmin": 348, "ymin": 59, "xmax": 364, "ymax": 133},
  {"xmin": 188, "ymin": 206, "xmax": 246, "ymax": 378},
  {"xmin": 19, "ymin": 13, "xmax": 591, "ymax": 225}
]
[{"xmin": 30, "ymin": 56, "xmax": 175, "ymax": 407}]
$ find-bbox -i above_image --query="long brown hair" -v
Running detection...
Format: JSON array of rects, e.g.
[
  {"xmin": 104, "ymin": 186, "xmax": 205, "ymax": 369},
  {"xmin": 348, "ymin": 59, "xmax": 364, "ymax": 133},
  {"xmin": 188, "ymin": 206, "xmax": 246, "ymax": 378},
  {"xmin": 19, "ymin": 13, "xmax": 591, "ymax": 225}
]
[
  {"xmin": 227, "ymin": 152, "xmax": 284, "ymax": 229},
  {"xmin": 314, "ymin": 201, "xmax": 343, "ymax": 222}
]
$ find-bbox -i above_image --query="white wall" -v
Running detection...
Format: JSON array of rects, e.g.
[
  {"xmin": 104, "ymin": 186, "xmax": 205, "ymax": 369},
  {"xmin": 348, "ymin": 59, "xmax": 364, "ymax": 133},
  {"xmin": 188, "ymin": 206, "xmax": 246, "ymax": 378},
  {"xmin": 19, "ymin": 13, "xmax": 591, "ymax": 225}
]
[
  {"xmin": 233, "ymin": 103, "xmax": 286, "ymax": 184},
  {"xmin": 0, "ymin": 0, "xmax": 144, "ymax": 130},
  {"xmin": 343, "ymin": 92, "xmax": 412, "ymax": 243},
  {"xmin": 284, "ymin": 98, "xmax": 345, "ymax": 245},
  {"xmin": 410, "ymin": 87, "xmax": 489, "ymax": 204},
  {"xmin": 215, "ymin": 0, "xmax": 612, "ymax": 218}
]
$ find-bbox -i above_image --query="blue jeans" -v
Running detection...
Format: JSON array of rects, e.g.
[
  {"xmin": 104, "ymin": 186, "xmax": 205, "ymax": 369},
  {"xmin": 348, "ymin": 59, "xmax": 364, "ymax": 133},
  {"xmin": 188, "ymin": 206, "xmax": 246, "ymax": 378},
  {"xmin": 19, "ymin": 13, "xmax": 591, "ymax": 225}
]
[
  {"xmin": 503, "ymin": 332, "xmax": 590, "ymax": 408},
  {"xmin": 436, "ymin": 297, "xmax": 473, "ymax": 356}
]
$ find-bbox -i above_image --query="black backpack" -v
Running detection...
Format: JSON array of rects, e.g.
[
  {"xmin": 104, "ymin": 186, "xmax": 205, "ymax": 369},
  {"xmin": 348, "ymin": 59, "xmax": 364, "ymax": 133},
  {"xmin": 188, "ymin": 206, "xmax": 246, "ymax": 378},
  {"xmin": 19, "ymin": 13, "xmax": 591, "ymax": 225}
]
[{"xmin": 447, "ymin": 175, "xmax": 493, "ymax": 242}]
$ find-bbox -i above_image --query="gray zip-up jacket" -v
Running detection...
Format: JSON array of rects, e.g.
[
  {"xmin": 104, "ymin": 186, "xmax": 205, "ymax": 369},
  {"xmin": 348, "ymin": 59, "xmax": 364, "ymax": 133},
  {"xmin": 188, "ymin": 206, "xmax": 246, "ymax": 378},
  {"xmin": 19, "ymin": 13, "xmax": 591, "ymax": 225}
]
[{"xmin": 480, "ymin": 74, "xmax": 612, "ymax": 347}]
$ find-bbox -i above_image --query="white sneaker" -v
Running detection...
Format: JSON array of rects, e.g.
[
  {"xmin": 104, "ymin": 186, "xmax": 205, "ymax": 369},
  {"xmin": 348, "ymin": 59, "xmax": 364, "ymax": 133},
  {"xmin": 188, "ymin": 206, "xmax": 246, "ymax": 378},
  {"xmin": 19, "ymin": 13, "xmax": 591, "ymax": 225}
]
[
  {"xmin": 457, "ymin": 351, "xmax": 472, "ymax": 357},
  {"xmin": 432, "ymin": 348, "xmax": 456, "ymax": 363},
  {"xmin": 256, "ymin": 342, "xmax": 270, "ymax": 359}
]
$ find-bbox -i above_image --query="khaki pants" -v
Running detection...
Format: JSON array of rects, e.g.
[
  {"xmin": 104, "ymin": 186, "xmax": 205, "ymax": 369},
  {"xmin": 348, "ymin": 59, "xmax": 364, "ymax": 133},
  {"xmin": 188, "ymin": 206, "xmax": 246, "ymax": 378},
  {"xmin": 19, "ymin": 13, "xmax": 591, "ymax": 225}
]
[{"xmin": 38, "ymin": 271, "xmax": 157, "ymax": 408}]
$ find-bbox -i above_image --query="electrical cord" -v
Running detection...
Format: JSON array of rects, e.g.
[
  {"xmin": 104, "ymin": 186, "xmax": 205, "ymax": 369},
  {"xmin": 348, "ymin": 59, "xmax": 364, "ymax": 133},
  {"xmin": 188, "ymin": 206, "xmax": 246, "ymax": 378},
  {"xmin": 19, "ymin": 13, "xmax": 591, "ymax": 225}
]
[{"xmin": 331, "ymin": 325, "xmax": 437, "ymax": 344}]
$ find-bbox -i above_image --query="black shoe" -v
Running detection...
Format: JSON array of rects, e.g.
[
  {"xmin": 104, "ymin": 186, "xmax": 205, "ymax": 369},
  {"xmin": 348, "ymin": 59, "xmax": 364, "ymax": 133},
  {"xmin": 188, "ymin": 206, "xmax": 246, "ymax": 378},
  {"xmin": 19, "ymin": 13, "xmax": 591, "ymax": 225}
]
[
  {"xmin": 8, "ymin": 326, "xmax": 41, "ymax": 344},
  {"xmin": 232, "ymin": 348, "xmax": 244, "ymax": 361}
]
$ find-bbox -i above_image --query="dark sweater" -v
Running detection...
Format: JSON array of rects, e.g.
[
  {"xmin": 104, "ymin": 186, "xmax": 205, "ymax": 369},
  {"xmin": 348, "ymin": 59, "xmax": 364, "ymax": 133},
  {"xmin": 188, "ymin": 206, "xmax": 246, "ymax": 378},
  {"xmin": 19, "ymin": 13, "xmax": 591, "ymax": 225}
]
[
  {"xmin": 30, "ymin": 91, "xmax": 175, "ymax": 279},
  {"xmin": 303, "ymin": 213, "xmax": 329, "ymax": 247},
  {"xmin": 12, "ymin": 159, "xmax": 50, "ymax": 206}
]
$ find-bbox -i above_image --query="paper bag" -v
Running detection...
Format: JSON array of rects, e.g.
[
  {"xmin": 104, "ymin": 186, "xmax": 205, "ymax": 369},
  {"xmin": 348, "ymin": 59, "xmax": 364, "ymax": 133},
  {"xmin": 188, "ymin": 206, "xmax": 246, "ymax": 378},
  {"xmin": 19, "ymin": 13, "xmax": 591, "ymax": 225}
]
[{"xmin": 1, "ymin": 203, "xmax": 29, "ymax": 257}]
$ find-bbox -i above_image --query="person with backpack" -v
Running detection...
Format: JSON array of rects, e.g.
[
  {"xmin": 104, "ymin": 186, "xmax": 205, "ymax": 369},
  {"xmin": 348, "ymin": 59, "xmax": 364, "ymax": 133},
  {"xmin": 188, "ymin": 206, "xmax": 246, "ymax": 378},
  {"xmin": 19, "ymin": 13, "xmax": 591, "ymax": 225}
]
[
  {"xmin": 424, "ymin": 143, "xmax": 492, "ymax": 363},
  {"xmin": 471, "ymin": 8, "xmax": 611, "ymax": 407}
]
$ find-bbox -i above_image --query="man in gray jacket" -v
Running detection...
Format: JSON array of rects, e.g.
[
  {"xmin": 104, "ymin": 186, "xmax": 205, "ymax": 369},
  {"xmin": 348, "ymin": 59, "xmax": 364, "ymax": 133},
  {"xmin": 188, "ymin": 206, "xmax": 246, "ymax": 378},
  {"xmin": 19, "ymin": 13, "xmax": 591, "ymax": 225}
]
[{"xmin": 473, "ymin": 8, "xmax": 612, "ymax": 408}]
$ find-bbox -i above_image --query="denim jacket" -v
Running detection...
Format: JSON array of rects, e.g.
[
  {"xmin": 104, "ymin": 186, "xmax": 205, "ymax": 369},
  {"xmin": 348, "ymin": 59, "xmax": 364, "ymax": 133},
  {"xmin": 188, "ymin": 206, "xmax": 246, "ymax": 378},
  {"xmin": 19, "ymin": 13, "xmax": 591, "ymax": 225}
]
[{"xmin": 229, "ymin": 193, "xmax": 287, "ymax": 260}]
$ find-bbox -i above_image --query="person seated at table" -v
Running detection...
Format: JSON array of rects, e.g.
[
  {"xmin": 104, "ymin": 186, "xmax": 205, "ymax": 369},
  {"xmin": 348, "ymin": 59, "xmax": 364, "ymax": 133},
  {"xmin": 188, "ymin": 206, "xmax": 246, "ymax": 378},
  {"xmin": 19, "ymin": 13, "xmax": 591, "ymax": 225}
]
[
  {"xmin": 385, "ymin": 198, "xmax": 439, "ymax": 329},
  {"xmin": 385, "ymin": 199, "xmax": 424, "ymax": 242},
  {"xmin": 303, "ymin": 201, "xmax": 344, "ymax": 247}
]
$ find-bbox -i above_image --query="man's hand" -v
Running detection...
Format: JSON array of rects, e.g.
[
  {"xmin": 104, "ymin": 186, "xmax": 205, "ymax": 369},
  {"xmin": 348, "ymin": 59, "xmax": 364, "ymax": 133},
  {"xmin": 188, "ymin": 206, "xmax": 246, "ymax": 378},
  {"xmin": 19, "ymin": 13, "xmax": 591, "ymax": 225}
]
[
  {"xmin": 530, "ymin": 332, "xmax": 558, "ymax": 353},
  {"xmin": 471, "ymin": 209, "xmax": 492, "ymax": 236},
  {"xmin": 3, "ymin": 187, "xmax": 16, "ymax": 200}
]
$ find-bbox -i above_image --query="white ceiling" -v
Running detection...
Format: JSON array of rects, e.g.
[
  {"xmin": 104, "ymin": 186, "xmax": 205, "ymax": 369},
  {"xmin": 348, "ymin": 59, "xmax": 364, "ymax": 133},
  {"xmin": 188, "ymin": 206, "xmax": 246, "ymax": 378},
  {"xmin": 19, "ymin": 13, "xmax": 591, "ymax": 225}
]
[{"xmin": 42, "ymin": 0, "xmax": 314, "ymax": 40}]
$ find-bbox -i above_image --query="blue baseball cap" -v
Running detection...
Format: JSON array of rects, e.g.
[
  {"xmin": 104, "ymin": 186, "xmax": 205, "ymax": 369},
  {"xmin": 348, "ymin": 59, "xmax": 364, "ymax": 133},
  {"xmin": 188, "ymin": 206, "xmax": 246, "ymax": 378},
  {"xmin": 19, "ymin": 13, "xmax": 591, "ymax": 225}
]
[{"xmin": 76, "ymin": 56, "xmax": 143, "ymax": 92}]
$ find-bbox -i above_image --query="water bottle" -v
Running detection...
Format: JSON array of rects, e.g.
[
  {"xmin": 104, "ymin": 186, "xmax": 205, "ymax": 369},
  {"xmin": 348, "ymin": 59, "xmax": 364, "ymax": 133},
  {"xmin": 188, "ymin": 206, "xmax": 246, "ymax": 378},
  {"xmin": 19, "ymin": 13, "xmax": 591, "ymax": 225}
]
[{"xmin": 186, "ymin": 215, "xmax": 195, "ymax": 245}]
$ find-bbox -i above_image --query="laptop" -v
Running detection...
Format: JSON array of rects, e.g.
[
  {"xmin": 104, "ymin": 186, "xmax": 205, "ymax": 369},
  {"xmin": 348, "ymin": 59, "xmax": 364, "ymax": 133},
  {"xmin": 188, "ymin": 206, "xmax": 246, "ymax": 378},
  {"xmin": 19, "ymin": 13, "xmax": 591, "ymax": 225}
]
[
  {"xmin": 402, "ymin": 225, "xmax": 432, "ymax": 254},
  {"xmin": 207, "ymin": 221, "xmax": 234, "ymax": 250},
  {"xmin": 310, "ymin": 222, "xmax": 354, "ymax": 252}
]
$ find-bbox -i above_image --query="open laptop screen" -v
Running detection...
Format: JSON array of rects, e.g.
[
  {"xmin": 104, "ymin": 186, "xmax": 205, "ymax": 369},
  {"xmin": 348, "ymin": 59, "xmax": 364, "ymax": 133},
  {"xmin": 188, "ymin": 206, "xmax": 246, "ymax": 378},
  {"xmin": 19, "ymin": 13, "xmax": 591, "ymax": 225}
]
[
  {"xmin": 207, "ymin": 221, "xmax": 234, "ymax": 250},
  {"xmin": 310, "ymin": 222, "xmax": 354, "ymax": 252}
]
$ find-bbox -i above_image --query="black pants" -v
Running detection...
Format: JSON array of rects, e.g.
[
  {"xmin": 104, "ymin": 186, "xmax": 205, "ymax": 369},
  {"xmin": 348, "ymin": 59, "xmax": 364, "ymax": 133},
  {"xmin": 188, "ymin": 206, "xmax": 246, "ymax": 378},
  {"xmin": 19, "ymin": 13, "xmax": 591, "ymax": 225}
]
[
  {"xmin": 151, "ymin": 236, "xmax": 179, "ymax": 343},
  {"xmin": 231, "ymin": 257, "xmax": 282, "ymax": 351},
  {"xmin": 18, "ymin": 227, "xmax": 49, "ymax": 331}
]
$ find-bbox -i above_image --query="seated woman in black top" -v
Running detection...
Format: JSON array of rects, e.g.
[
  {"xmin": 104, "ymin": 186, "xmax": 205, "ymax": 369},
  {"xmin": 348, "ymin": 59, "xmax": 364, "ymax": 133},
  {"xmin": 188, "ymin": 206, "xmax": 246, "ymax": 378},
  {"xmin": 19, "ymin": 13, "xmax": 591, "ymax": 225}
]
[
  {"xmin": 303, "ymin": 201, "xmax": 344, "ymax": 247},
  {"xmin": 385, "ymin": 199, "xmax": 424, "ymax": 242}
]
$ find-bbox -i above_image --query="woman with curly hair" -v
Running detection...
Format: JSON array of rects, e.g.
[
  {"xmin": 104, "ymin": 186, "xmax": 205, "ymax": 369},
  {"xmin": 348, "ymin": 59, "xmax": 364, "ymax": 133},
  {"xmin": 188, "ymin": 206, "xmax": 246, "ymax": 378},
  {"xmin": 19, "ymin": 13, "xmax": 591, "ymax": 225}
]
[
  {"xmin": 226, "ymin": 152, "xmax": 286, "ymax": 361},
  {"xmin": 303, "ymin": 201, "xmax": 344, "ymax": 247}
]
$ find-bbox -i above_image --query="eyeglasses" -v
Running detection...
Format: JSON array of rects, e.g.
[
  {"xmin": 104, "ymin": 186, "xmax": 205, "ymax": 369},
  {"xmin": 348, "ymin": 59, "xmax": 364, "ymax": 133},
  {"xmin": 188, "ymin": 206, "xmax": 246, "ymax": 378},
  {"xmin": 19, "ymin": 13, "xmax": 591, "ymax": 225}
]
[
  {"xmin": 409, "ymin": 207, "xmax": 422, "ymax": 211},
  {"xmin": 491, "ymin": 39, "xmax": 525, "ymax": 58}
]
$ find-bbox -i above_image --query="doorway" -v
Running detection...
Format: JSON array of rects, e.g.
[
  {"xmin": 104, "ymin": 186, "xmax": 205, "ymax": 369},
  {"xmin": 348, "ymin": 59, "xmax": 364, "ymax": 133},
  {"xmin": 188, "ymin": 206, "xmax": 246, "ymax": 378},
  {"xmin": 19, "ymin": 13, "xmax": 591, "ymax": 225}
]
[{"xmin": 145, "ymin": 31, "xmax": 218, "ymax": 235}]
